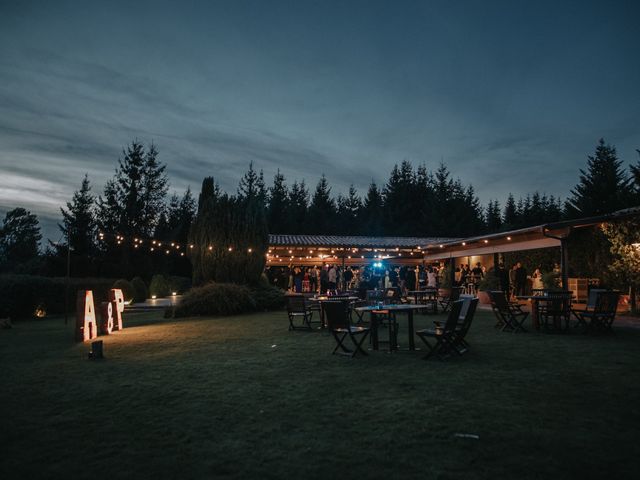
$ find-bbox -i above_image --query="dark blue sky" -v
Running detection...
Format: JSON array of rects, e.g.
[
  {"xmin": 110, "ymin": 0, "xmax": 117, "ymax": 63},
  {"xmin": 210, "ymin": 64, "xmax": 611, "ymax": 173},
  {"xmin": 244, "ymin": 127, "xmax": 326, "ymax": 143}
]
[{"xmin": 1, "ymin": 0, "xmax": 639, "ymax": 240}]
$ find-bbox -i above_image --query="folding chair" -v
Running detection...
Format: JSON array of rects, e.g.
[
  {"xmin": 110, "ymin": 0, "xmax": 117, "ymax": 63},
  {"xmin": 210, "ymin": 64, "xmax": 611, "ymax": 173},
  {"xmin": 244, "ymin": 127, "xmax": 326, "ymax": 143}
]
[
  {"xmin": 323, "ymin": 300, "xmax": 370, "ymax": 357},
  {"xmin": 537, "ymin": 291, "xmax": 572, "ymax": 333},
  {"xmin": 572, "ymin": 290, "xmax": 620, "ymax": 333},
  {"xmin": 286, "ymin": 295, "xmax": 316, "ymax": 331},
  {"xmin": 416, "ymin": 300, "xmax": 464, "ymax": 360},
  {"xmin": 571, "ymin": 288, "xmax": 605, "ymax": 330},
  {"xmin": 439, "ymin": 286, "xmax": 463, "ymax": 312},
  {"xmin": 433, "ymin": 295, "xmax": 478, "ymax": 355},
  {"xmin": 489, "ymin": 290, "xmax": 528, "ymax": 333}
]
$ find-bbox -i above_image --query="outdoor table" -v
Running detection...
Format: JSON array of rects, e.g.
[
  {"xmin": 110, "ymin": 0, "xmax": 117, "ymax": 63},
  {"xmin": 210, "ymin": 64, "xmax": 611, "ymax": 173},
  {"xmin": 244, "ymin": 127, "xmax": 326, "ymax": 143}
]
[
  {"xmin": 308, "ymin": 296, "xmax": 360, "ymax": 328},
  {"xmin": 407, "ymin": 289, "xmax": 439, "ymax": 313},
  {"xmin": 354, "ymin": 304, "xmax": 425, "ymax": 351}
]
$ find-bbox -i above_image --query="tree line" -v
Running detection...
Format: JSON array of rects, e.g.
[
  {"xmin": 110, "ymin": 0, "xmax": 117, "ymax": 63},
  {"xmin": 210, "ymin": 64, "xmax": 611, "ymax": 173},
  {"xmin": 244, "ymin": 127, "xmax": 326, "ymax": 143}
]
[{"xmin": 1, "ymin": 138, "xmax": 639, "ymax": 279}]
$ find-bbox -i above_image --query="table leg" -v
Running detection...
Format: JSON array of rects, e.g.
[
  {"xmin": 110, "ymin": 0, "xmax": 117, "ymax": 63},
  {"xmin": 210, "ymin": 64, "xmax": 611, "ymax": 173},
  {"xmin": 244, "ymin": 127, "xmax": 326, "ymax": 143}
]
[
  {"xmin": 371, "ymin": 313, "xmax": 379, "ymax": 350},
  {"xmin": 407, "ymin": 310, "xmax": 415, "ymax": 351}
]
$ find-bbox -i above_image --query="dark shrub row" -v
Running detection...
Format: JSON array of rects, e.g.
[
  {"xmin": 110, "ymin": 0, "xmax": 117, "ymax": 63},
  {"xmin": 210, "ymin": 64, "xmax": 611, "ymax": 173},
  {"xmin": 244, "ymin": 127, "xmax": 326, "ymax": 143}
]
[
  {"xmin": 172, "ymin": 281, "xmax": 285, "ymax": 318},
  {"xmin": 0, "ymin": 275, "xmax": 116, "ymax": 319}
]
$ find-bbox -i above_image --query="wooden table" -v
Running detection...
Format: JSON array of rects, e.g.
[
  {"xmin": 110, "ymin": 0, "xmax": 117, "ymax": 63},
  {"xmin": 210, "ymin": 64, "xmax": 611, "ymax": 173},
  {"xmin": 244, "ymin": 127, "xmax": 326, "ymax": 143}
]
[{"xmin": 354, "ymin": 304, "xmax": 426, "ymax": 351}]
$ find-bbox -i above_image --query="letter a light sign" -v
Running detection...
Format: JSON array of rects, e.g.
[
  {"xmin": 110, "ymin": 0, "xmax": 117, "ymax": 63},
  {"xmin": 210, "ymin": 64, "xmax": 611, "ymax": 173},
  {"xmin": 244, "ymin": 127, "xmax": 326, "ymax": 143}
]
[{"xmin": 76, "ymin": 289, "xmax": 126, "ymax": 342}]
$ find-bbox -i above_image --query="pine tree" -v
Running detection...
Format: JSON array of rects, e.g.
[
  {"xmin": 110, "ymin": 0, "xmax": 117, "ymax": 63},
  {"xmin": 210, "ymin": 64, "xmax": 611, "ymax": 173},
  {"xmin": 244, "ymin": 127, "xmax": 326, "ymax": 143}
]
[
  {"xmin": 565, "ymin": 139, "xmax": 632, "ymax": 218},
  {"xmin": 631, "ymin": 149, "xmax": 640, "ymax": 201},
  {"xmin": 238, "ymin": 161, "xmax": 266, "ymax": 205},
  {"xmin": 287, "ymin": 180, "xmax": 309, "ymax": 234},
  {"xmin": 486, "ymin": 200, "xmax": 502, "ymax": 232},
  {"xmin": 336, "ymin": 184, "xmax": 362, "ymax": 234},
  {"xmin": 361, "ymin": 181, "xmax": 384, "ymax": 235},
  {"xmin": 267, "ymin": 169, "xmax": 289, "ymax": 233},
  {"xmin": 96, "ymin": 140, "xmax": 169, "ymax": 237},
  {"xmin": 503, "ymin": 193, "xmax": 518, "ymax": 228},
  {"xmin": 308, "ymin": 175, "xmax": 336, "ymax": 233},
  {"xmin": 59, "ymin": 174, "xmax": 96, "ymax": 257},
  {"xmin": 0, "ymin": 208, "xmax": 41, "ymax": 270}
]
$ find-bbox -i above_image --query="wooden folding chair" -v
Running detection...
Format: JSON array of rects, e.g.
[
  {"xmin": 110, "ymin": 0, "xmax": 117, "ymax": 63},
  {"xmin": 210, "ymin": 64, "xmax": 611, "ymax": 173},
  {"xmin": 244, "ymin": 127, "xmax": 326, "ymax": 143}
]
[
  {"xmin": 572, "ymin": 291, "xmax": 620, "ymax": 333},
  {"xmin": 416, "ymin": 300, "xmax": 464, "ymax": 360},
  {"xmin": 439, "ymin": 286, "xmax": 463, "ymax": 312},
  {"xmin": 323, "ymin": 300, "xmax": 370, "ymax": 358},
  {"xmin": 286, "ymin": 295, "xmax": 316, "ymax": 331},
  {"xmin": 489, "ymin": 291, "xmax": 528, "ymax": 333}
]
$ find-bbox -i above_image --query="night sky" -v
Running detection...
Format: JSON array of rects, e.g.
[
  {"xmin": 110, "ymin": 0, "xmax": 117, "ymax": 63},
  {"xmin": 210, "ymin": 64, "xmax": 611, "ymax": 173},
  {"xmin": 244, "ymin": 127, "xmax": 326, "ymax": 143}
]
[{"xmin": 1, "ymin": 0, "xmax": 639, "ymax": 241}]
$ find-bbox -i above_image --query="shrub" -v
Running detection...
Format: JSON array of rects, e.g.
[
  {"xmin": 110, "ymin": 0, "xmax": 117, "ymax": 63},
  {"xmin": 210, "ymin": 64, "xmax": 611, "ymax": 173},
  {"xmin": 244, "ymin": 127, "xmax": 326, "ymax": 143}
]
[
  {"xmin": 0, "ymin": 275, "xmax": 115, "ymax": 319},
  {"xmin": 131, "ymin": 277, "xmax": 149, "ymax": 303},
  {"xmin": 149, "ymin": 274, "xmax": 171, "ymax": 298},
  {"xmin": 477, "ymin": 269, "xmax": 501, "ymax": 291},
  {"xmin": 168, "ymin": 276, "xmax": 191, "ymax": 294},
  {"xmin": 249, "ymin": 282, "xmax": 286, "ymax": 311},
  {"xmin": 113, "ymin": 279, "xmax": 135, "ymax": 303},
  {"xmin": 173, "ymin": 282, "xmax": 256, "ymax": 317}
]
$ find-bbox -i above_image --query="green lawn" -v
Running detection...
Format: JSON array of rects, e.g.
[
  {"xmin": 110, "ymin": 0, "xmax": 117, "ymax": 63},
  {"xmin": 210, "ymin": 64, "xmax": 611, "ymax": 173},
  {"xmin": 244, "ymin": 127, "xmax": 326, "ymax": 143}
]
[{"xmin": 2, "ymin": 308, "xmax": 640, "ymax": 479}]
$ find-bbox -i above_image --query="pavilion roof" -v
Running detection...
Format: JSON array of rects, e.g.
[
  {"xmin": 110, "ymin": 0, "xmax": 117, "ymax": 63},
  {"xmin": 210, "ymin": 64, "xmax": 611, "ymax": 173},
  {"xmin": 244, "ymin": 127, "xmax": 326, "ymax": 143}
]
[{"xmin": 268, "ymin": 234, "xmax": 457, "ymax": 249}]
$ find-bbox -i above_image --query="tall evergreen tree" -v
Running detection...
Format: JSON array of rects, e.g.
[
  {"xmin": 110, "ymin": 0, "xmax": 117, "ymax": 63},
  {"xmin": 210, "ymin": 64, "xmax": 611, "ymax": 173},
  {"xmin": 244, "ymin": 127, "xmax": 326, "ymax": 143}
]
[
  {"xmin": 0, "ymin": 208, "xmax": 41, "ymax": 270},
  {"xmin": 336, "ymin": 184, "xmax": 362, "ymax": 234},
  {"xmin": 565, "ymin": 139, "xmax": 631, "ymax": 218},
  {"xmin": 503, "ymin": 193, "xmax": 518, "ymax": 228},
  {"xmin": 308, "ymin": 175, "xmax": 336, "ymax": 233},
  {"xmin": 267, "ymin": 169, "xmax": 289, "ymax": 233},
  {"xmin": 287, "ymin": 180, "xmax": 309, "ymax": 234},
  {"xmin": 486, "ymin": 200, "xmax": 502, "ymax": 232},
  {"xmin": 59, "ymin": 174, "xmax": 96, "ymax": 257},
  {"xmin": 96, "ymin": 140, "xmax": 169, "ymax": 237},
  {"xmin": 361, "ymin": 181, "xmax": 384, "ymax": 235},
  {"xmin": 190, "ymin": 177, "xmax": 267, "ymax": 285},
  {"xmin": 382, "ymin": 161, "xmax": 415, "ymax": 235},
  {"xmin": 631, "ymin": 149, "xmax": 640, "ymax": 201},
  {"xmin": 238, "ymin": 161, "xmax": 266, "ymax": 205}
]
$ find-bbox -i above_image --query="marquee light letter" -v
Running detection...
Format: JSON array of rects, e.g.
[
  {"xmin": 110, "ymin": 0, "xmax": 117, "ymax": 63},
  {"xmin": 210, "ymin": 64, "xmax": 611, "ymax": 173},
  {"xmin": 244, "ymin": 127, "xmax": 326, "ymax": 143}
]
[
  {"xmin": 100, "ymin": 301, "xmax": 114, "ymax": 335},
  {"xmin": 76, "ymin": 290, "xmax": 98, "ymax": 342},
  {"xmin": 109, "ymin": 289, "xmax": 124, "ymax": 330}
]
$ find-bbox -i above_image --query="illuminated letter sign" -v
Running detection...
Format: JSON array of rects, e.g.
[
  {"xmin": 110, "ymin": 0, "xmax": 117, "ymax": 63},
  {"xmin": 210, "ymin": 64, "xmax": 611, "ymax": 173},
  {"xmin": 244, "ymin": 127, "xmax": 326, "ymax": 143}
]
[
  {"xmin": 100, "ymin": 301, "xmax": 114, "ymax": 335},
  {"xmin": 109, "ymin": 289, "xmax": 125, "ymax": 331},
  {"xmin": 76, "ymin": 290, "xmax": 98, "ymax": 342}
]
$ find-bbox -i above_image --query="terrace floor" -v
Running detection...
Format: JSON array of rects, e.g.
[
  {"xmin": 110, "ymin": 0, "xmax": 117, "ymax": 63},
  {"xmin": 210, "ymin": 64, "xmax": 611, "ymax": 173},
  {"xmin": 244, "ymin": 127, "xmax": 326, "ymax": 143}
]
[{"xmin": 2, "ymin": 309, "xmax": 640, "ymax": 479}]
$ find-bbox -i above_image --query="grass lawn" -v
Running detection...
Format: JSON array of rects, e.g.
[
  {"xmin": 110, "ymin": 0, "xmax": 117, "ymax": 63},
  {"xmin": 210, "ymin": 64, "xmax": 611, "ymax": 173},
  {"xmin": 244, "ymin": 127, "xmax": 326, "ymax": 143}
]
[{"xmin": 2, "ymin": 308, "xmax": 640, "ymax": 479}]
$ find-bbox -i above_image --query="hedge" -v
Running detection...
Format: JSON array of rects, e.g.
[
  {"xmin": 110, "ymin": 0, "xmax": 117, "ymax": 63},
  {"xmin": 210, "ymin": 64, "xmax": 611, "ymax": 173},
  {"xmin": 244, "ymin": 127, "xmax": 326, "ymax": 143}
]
[
  {"xmin": 0, "ymin": 275, "xmax": 117, "ymax": 319},
  {"xmin": 172, "ymin": 281, "xmax": 285, "ymax": 318},
  {"xmin": 131, "ymin": 277, "xmax": 149, "ymax": 303}
]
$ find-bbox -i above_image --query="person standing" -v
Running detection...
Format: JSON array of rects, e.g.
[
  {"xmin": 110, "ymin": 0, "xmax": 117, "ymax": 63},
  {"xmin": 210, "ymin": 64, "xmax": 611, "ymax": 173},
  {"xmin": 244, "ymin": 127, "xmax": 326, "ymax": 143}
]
[
  {"xmin": 531, "ymin": 267, "xmax": 544, "ymax": 291},
  {"xmin": 343, "ymin": 266, "xmax": 354, "ymax": 290},
  {"xmin": 427, "ymin": 267, "xmax": 437, "ymax": 288},
  {"xmin": 497, "ymin": 263, "xmax": 510, "ymax": 294},
  {"xmin": 515, "ymin": 262, "xmax": 527, "ymax": 296},
  {"xmin": 320, "ymin": 266, "xmax": 329, "ymax": 293},
  {"xmin": 328, "ymin": 265, "xmax": 337, "ymax": 291}
]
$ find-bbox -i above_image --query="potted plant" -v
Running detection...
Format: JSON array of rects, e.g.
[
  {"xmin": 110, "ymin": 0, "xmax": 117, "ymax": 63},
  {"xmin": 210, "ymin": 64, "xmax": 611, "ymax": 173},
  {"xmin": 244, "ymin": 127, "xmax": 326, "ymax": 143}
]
[{"xmin": 476, "ymin": 269, "xmax": 501, "ymax": 304}]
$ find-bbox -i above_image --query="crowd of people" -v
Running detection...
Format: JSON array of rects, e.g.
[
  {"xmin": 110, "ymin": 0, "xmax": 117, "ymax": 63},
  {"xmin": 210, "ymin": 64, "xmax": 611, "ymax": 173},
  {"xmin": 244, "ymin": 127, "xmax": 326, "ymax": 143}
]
[
  {"xmin": 266, "ymin": 259, "xmax": 560, "ymax": 299},
  {"xmin": 265, "ymin": 263, "xmax": 447, "ymax": 295}
]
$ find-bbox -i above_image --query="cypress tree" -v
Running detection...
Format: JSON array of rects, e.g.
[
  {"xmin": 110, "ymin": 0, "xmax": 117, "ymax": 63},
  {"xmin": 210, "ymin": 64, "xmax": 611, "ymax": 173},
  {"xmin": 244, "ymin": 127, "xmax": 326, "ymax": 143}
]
[
  {"xmin": 59, "ymin": 174, "xmax": 96, "ymax": 257},
  {"xmin": 190, "ymin": 177, "xmax": 268, "ymax": 285}
]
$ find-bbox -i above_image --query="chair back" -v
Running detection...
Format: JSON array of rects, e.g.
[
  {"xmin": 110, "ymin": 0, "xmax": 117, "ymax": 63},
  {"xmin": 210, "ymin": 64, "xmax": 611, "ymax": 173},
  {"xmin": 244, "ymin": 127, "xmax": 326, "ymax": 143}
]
[
  {"xmin": 384, "ymin": 287, "xmax": 401, "ymax": 304},
  {"xmin": 322, "ymin": 300, "xmax": 352, "ymax": 330},
  {"xmin": 366, "ymin": 289, "xmax": 385, "ymax": 304},
  {"xmin": 488, "ymin": 290, "xmax": 509, "ymax": 312},
  {"xmin": 594, "ymin": 291, "xmax": 620, "ymax": 315},
  {"xmin": 458, "ymin": 298, "xmax": 479, "ymax": 337},
  {"xmin": 540, "ymin": 291, "xmax": 573, "ymax": 317},
  {"xmin": 443, "ymin": 300, "xmax": 464, "ymax": 334},
  {"xmin": 586, "ymin": 288, "xmax": 607, "ymax": 309},
  {"xmin": 458, "ymin": 294, "xmax": 475, "ymax": 320},
  {"xmin": 449, "ymin": 286, "xmax": 463, "ymax": 302},
  {"xmin": 287, "ymin": 295, "xmax": 307, "ymax": 314}
]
